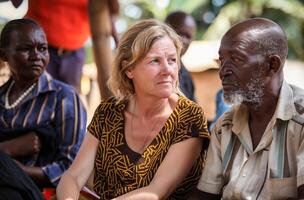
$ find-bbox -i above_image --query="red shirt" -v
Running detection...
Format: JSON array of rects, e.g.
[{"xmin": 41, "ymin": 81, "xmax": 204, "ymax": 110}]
[{"xmin": 27, "ymin": 0, "xmax": 90, "ymax": 50}]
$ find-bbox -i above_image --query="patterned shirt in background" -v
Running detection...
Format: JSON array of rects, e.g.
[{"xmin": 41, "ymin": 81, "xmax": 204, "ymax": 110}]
[
  {"xmin": 198, "ymin": 81, "xmax": 304, "ymax": 199},
  {"xmin": 0, "ymin": 72, "xmax": 87, "ymax": 186},
  {"xmin": 88, "ymin": 95, "xmax": 210, "ymax": 200}
]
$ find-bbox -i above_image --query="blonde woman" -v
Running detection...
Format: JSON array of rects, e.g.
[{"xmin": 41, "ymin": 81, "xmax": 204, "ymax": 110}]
[{"xmin": 57, "ymin": 19, "xmax": 210, "ymax": 200}]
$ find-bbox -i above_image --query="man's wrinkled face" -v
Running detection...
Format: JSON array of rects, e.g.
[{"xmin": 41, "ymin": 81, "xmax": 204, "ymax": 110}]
[
  {"xmin": 222, "ymin": 68, "xmax": 265, "ymax": 106},
  {"xmin": 218, "ymin": 31, "xmax": 267, "ymax": 106}
]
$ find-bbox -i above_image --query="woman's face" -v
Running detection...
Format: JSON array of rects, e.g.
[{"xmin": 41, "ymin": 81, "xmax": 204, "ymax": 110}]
[
  {"xmin": 3, "ymin": 25, "xmax": 49, "ymax": 82},
  {"xmin": 127, "ymin": 36, "xmax": 179, "ymax": 98}
]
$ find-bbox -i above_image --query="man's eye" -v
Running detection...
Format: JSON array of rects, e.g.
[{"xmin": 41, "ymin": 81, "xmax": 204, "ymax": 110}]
[
  {"xmin": 232, "ymin": 57, "xmax": 239, "ymax": 62},
  {"xmin": 231, "ymin": 56, "xmax": 243, "ymax": 63}
]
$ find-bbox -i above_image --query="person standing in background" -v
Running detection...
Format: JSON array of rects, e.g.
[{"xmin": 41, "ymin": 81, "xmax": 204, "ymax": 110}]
[
  {"xmin": 88, "ymin": 0, "xmax": 119, "ymax": 100},
  {"xmin": 26, "ymin": 0, "xmax": 90, "ymax": 93},
  {"xmin": 165, "ymin": 11, "xmax": 197, "ymax": 101}
]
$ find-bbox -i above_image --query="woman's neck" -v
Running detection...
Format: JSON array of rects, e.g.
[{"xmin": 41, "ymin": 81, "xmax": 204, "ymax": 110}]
[
  {"xmin": 12, "ymin": 77, "xmax": 37, "ymax": 91},
  {"xmin": 130, "ymin": 94, "xmax": 178, "ymax": 119}
]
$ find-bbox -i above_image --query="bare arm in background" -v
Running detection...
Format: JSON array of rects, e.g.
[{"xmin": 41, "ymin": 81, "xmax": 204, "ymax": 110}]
[{"xmin": 88, "ymin": 0, "xmax": 119, "ymax": 99}]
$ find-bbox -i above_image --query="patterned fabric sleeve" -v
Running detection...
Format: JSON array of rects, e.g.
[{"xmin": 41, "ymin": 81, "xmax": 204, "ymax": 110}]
[
  {"xmin": 87, "ymin": 102, "xmax": 106, "ymax": 141},
  {"xmin": 172, "ymin": 101, "xmax": 210, "ymax": 145},
  {"xmin": 87, "ymin": 97, "xmax": 119, "ymax": 140}
]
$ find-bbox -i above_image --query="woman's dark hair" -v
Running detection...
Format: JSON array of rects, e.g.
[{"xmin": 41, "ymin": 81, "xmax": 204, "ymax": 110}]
[{"xmin": 0, "ymin": 18, "xmax": 41, "ymax": 48}]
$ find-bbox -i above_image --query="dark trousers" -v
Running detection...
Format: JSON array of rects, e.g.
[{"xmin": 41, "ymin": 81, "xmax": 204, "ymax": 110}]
[
  {"xmin": 47, "ymin": 45, "xmax": 85, "ymax": 93},
  {"xmin": 0, "ymin": 151, "xmax": 44, "ymax": 200}
]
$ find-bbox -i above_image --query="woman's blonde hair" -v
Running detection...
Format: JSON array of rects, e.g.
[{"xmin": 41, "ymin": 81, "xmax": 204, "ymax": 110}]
[{"xmin": 108, "ymin": 19, "xmax": 183, "ymax": 100}]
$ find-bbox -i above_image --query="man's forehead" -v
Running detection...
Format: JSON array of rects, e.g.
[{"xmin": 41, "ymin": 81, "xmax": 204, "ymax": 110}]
[{"xmin": 221, "ymin": 31, "xmax": 255, "ymax": 49}]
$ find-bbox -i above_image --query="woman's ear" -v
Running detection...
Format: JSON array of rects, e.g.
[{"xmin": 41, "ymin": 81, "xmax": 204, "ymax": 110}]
[
  {"xmin": 123, "ymin": 61, "xmax": 133, "ymax": 79},
  {"xmin": 267, "ymin": 55, "xmax": 282, "ymax": 76},
  {"xmin": 125, "ymin": 69, "xmax": 133, "ymax": 79}
]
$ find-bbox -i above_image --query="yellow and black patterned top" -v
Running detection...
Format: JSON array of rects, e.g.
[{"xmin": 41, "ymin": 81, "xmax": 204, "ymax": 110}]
[{"xmin": 87, "ymin": 95, "xmax": 210, "ymax": 200}]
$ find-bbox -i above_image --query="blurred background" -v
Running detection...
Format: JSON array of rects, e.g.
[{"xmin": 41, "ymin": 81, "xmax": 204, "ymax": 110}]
[{"xmin": 1, "ymin": 0, "xmax": 304, "ymax": 121}]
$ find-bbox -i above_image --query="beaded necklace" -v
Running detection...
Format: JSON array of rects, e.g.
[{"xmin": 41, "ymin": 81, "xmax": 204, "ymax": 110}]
[{"xmin": 5, "ymin": 80, "xmax": 36, "ymax": 109}]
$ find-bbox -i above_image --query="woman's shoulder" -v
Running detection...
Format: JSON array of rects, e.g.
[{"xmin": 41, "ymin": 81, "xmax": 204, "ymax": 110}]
[
  {"xmin": 95, "ymin": 96, "xmax": 127, "ymax": 113},
  {"xmin": 178, "ymin": 95, "xmax": 203, "ymax": 113}
]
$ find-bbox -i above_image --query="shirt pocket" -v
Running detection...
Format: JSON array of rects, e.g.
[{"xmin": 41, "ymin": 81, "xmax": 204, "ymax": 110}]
[{"xmin": 262, "ymin": 176, "xmax": 297, "ymax": 199}]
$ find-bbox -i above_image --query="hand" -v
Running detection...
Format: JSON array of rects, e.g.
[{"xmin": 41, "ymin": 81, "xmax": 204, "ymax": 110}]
[
  {"xmin": 13, "ymin": 159, "xmax": 27, "ymax": 171},
  {"xmin": 0, "ymin": 131, "xmax": 41, "ymax": 157}
]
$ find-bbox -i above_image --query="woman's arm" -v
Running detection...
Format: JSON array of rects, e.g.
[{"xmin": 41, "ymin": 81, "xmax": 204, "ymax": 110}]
[
  {"xmin": 41, "ymin": 90, "xmax": 87, "ymax": 185},
  {"xmin": 56, "ymin": 132, "xmax": 99, "ymax": 200},
  {"xmin": 113, "ymin": 137, "xmax": 203, "ymax": 200}
]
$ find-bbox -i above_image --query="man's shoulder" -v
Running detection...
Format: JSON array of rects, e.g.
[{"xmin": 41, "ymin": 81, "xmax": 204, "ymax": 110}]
[
  {"xmin": 290, "ymin": 84, "xmax": 304, "ymax": 125},
  {"xmin": 212, "ymin": 105, "xmax": 237, "ymax": 134}
]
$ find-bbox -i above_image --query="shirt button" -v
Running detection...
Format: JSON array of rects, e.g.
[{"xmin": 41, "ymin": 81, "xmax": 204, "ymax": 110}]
[{"xmin": 242, "ymin": 173, "xmax": 246, "ymax": 177}]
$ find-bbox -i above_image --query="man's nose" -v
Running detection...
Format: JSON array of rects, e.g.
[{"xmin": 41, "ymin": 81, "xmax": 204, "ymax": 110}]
[{"xmin": 219, "ymin": 60, "xmax": 233, "ymax": 79}]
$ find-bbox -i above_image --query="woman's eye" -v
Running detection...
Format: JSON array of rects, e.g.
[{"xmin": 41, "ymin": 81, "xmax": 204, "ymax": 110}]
[
  {"xmin": 168, "ymin": 58, "xmax": 176, "ymax": 64},
  {"xmin": 150, "ymin": 59, "xmax": 159, "ymax": 64},
  {"xmin": 17, "ymin": 47, "xmax": 30, "ymax": 52},
  {"xmin": 39, "ymin": 47, "xmax": 47, "ymax": 52}
]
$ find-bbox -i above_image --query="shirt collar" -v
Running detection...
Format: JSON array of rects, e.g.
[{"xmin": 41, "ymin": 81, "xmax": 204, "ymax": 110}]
[
  {"xmin": 274, "ymin": 80, "xmax": 297, "ymax": 121},
  {"xmin": 231, "ymin": 104, "xmax": 248, "ymax": 135},
  {"xmin": 0, "ymin": 72, "xmax": 57, "ymax": 107},
  {"xmin": 35, "ymin": 72, "xmax": 57, "ymax": 95}
]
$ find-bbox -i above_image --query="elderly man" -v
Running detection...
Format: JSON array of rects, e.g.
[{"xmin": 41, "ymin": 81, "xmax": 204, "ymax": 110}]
[{"xmin": 189, "ymin": 18, "xmax": 304, "ymax": 199}]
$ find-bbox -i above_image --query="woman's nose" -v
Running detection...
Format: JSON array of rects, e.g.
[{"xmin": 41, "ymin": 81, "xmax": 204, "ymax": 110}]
[
  {"xmin": 161, "ymin": 61, "xmax": 173, "ymax": 74},
  {"xmin": 29, "ymin": 48, "xmax": 40, "ymax": 60}
]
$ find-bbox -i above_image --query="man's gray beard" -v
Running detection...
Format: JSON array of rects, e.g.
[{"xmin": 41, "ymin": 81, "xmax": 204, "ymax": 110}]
[{"xmin": 223, "ymin": 72, "xmax": 265, "ymax": 107}]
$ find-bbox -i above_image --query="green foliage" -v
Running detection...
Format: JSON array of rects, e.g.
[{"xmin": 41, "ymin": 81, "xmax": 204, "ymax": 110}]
[
  {"xmin": 199, "ymin": 0, "xmax": 304, "ymax": 60},
  {"xmin": 167, "ymin": 0, "xmax": 208, "ymax": 14}
]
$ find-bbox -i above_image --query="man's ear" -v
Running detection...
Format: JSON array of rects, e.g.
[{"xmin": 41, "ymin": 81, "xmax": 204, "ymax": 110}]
[{"xmin": 267, "ymin": 55, "xmax": 282, "ymax": 76}]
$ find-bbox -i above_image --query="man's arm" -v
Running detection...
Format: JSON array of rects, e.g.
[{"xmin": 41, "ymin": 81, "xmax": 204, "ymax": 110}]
[
  {"xmin": 188, "ymin": 121, "xmax": 225, "ymax": 199},
  {"xmin": 298, "ymin": 183, "xmax": 304, "ymax": 198},
  {"xmin": 188, "ymin": 188, "xmax": 222, "ymax": 200}
]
